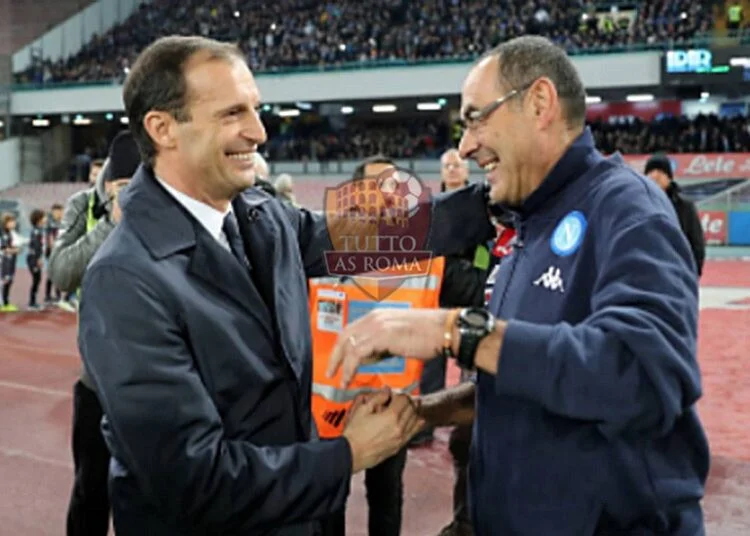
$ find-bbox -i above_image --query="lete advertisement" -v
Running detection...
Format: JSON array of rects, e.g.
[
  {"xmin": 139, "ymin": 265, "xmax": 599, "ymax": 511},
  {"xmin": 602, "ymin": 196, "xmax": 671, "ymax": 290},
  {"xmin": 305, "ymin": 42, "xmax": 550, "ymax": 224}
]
[
  {"xmin": 699, "ymin": 210, "xmax": 728, "ymax": 245},
  {"xmin": 621, "ymin": 153, "xmax": 750, "ymax": 180}
]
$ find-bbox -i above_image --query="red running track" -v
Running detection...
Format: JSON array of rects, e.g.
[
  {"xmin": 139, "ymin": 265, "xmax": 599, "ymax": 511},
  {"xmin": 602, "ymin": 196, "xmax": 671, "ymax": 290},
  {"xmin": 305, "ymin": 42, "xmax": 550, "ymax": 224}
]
[{"xmin": 0, "ymin": 261, "xmax": 749, "ymax": 535}]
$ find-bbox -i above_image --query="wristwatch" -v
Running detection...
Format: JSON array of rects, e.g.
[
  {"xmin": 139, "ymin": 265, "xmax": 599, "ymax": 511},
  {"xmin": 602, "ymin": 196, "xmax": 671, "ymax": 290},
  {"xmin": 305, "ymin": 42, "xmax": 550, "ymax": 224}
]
[{"xmin": 455, "ymin": 307, "xmax": 496, "ymax": 370}]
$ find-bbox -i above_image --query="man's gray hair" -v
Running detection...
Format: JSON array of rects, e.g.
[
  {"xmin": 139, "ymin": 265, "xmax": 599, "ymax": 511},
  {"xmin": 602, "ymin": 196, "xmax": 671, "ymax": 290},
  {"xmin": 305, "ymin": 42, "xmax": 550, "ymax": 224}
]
[{"xmin": 483, "ymin": 36, "xmax": 587, "ymax": 129}]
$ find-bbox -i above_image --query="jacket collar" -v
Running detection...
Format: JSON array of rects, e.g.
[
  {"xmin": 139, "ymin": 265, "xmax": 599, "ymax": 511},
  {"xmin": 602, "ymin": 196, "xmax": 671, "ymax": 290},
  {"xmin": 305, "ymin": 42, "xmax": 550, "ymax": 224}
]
[
  {"xmin": 119, "ymin": 165, "xmax": 276, "ymax": 337},
  {"xmin": 120, "ymin": 164, "xmax": 271, "ymax": 260}
]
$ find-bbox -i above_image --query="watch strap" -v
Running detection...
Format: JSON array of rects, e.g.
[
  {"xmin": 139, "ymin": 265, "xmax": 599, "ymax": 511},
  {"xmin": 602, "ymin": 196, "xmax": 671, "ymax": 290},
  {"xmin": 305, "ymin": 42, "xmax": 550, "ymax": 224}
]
[
  {"xmin": 456, "ymin": 329, "xmax": 478, "ymax": 370},
  {"xmin": 456, "ymin": 308, "xmax": 494, "ymax": 370}
]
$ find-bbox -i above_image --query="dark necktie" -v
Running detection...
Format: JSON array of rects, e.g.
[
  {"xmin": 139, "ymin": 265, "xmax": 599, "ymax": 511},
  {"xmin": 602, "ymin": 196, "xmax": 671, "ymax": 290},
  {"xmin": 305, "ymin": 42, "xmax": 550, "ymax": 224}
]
[
  {"xmin": 222, "ymin": 212, "xmax": 249, "ymax": 269},
  {"xmin": 222, "ymin": 212, "xmax": 274, "ymax": 312}
]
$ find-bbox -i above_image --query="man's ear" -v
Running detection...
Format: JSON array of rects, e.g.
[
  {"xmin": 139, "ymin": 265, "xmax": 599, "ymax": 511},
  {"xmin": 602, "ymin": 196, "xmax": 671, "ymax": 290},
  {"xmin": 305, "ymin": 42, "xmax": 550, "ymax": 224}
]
[
  {"xmin": 143, "ymin": 111, "xmax": 178, "ymax": 153},
  {"xmin": 528, "ymin": 77, "xmax": 557, "ymax": 128}
]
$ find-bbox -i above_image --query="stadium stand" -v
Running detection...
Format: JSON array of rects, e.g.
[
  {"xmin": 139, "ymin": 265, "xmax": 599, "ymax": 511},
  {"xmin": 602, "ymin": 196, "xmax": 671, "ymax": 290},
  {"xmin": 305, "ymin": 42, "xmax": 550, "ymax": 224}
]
[
  {"xmin": 266, "ymin": 112, "xmax": 750, "ymax": 161},
  {"xmin": 54, "ymin": 113, "xmax": 748, "ymax": 166},
  {"xmin": 590, "ymin": 113, "xmax": 750, "ymax": 154},
  {"xmin": 13, "ymin": 0, "xmax": 715, "ymax": 85},
  {"xmin": 264, "ymin": 118, "xmax": 451, "ymax": 161}
]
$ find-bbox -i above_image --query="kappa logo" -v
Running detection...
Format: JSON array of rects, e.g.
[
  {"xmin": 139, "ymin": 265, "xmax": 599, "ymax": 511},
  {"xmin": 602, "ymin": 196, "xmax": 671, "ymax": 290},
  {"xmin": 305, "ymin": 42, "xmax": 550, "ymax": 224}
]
[{"xmin": 533, "ymin": 265, "xmax": 565, "ymax": 293}]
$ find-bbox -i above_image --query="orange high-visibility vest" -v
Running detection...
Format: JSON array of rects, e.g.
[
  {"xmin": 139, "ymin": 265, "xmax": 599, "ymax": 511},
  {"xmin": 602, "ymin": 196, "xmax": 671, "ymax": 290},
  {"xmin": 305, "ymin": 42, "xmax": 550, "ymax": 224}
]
[{"xmin": 308, "ymin": 257, "xmax": 445, "ymax": 438}]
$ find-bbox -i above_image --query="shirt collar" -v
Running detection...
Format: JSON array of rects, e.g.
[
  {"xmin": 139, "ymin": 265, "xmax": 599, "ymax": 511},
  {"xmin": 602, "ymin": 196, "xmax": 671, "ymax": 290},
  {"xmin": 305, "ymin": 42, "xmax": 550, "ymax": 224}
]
[{"xmin": 155, "ymin": 176, "xmax": 231, "ymax": 243}]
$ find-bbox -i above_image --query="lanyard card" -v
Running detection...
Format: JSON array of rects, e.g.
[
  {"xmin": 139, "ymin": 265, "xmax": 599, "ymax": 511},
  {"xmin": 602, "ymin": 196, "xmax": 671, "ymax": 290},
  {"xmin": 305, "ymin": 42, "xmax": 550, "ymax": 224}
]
[
  {"xmin": 348, "ymin": 300, "xmax": 410, "ymax": 374},
  {"xmin": 316, "ymin": 288, "xmax": 348, "ymax": 333}
]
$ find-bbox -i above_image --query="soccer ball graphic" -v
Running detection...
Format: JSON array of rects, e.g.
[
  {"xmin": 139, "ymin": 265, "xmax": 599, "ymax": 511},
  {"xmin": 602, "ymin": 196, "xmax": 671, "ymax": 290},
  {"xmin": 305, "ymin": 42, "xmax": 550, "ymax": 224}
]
[{"xmin": 379, "ymin": 169, "xmax": 423, "ymax": 213}]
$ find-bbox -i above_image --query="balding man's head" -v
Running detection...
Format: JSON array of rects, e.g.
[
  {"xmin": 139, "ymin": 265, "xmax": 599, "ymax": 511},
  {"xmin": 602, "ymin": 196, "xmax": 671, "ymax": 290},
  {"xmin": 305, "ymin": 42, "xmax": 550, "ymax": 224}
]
[
  {"xmin": 440, "ymin": 149, "xmax": 469, "ymax": 192},
  {"xmin": 457, "ymin": 36, "xmax": 587, "ymax": 206}
]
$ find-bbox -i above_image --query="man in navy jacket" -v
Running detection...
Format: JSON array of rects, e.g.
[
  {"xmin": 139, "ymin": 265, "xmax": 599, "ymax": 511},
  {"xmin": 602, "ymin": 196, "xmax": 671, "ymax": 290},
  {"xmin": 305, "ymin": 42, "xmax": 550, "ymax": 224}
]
[{"xmin": 329, "ymin": 36, "xmax": 709, "ymax": 535}]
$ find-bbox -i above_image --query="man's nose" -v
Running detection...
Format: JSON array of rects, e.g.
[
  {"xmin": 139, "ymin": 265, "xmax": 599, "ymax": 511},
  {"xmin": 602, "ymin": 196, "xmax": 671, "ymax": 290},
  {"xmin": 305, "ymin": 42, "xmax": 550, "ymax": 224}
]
[
  {"xmin": 243, "ymin": 110, "xmax": 267, "ymax": 145},
  {"xmin": 458, "ymin": 129, "xmax": 478, "ymax": 160}
]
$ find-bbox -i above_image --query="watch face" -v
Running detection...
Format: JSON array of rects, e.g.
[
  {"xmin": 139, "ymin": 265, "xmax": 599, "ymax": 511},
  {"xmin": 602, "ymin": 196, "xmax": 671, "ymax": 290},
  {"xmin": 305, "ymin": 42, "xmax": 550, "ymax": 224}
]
[{"xmin": 464, "ymin": 309, "xmax": 489, "ymax": 328}]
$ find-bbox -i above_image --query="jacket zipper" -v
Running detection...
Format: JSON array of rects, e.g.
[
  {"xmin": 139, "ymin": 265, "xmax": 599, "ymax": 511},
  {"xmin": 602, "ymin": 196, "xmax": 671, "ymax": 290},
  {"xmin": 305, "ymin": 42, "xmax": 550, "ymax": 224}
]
[{"xmin": 495, "ymin": 222, "xmax": 525, "ymax": 315}]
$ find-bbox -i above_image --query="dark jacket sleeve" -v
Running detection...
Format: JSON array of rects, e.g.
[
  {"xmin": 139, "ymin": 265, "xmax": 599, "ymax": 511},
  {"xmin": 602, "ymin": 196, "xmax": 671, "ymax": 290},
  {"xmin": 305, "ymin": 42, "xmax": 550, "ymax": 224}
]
[
  {"xmin": 495, "ymin": 214, "xmax": 701, "ymax": 439},
  {"xmin": 78, "ymin": 263, "xmax": 352, "ymax": 533},
  {"xmin": 426, "ymin": 184, "xmax": 496, "ymax": 255},
  {"xmin": 285, "ymin": 206, "xmax": 334, "ymax": 278},
  {"xmin": 676, "ymin": 197, "xmax": 705, "ymax": 277},
  {"xmin": 439, "ymin": 255, "xmax": 488, "ymax": 308},
  {"xmin": 286, "ymin": 183, "xmax": 495, "ymax": 278}
]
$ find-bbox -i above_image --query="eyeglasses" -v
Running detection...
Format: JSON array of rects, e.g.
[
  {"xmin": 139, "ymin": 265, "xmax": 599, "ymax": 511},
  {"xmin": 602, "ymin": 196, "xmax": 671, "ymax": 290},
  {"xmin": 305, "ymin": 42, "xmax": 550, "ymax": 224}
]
[{"xmin": 459, "ymin": 81, "xmax": 534, "ymax": 130}]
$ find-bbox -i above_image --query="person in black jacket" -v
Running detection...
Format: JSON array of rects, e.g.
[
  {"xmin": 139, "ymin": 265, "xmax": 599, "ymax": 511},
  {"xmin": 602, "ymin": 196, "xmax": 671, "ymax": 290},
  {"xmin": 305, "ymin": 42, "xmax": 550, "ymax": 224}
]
[
  {"xmin": 415, "ymin": 150, "xmax": 491, "ymax": 536},
  {"xmin": 26, "ymin": 209, "xmax": 47, "ymax": 310},
  {"xmin": 416, "ymin": 149, "xmax": 490, "ymax": 446},
  {"xmin": 1, "ymin": 212, "xmax": 19, "ymax": 312},
  {"xmin": 644, "ymin": 155, "xmax": 706, "ymax": 276},
  {"xmin": 319, "ymin": 154, "xmax": 491, "ymax": 536}
]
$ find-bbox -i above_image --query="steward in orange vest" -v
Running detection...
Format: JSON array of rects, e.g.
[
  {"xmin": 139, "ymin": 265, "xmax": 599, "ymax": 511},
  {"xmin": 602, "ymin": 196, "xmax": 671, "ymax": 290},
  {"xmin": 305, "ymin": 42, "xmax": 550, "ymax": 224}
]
[{"xmin": 308, "ymin": 257, "xmax": 445, "ymax": 438}]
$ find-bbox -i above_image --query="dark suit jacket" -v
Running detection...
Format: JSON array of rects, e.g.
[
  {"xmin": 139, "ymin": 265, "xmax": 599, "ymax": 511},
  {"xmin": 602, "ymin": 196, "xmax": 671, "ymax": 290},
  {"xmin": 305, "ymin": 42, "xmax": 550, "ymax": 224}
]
[{"xmin": 77, "ymin": 166, "xmax": 494, "ymax": 535}]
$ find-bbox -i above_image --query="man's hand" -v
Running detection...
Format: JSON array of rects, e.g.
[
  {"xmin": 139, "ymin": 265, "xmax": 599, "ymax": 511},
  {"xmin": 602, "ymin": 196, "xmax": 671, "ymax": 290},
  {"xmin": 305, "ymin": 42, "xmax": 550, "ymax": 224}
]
[
  {"xmin": 411, "ymin": 382, "xmax": 477, "ymax": 429},
  {"xmin": 327, "ymin": 309, "xmax": 449, "ymax": 388},
  {"xmin": 342, "ymin": 389, "xmax": 425, "ymax": 473}
]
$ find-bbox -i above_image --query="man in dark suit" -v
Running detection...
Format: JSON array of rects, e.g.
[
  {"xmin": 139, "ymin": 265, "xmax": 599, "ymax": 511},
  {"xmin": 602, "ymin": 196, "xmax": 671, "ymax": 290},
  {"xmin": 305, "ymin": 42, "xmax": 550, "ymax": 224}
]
[{"xmin": 77, "ymin": 35, "xmax": 495, "ymax": 536}]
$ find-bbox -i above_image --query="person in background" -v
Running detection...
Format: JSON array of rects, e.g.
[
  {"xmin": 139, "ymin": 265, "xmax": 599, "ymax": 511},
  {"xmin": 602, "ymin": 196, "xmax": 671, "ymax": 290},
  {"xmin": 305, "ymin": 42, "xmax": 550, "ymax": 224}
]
[
  {"xmin": 413, "ymin": 148, "xmax": 489, "ymax": 449},
  {"xmin": 317, "ymin": 155, "xmax": 434, "ymax": 536},
  {"xmin": 644, "ymin": 154, "xmax": 705, "ymax": 277},
  {"xmin": 439, "ymin": 149, "xmax": 471, "ymax": 192},
  {"xmin": 1, "ymin": 213, "xmax": 19, "ymax": 312},
  {"xmin": 89, "ymin": 159, "xmax": 105, "ymax": 186},
  {"xmin": 251, "ymin": 152, "xmax": 280, "ymax": 197},
  {"xmin": 251, "ymin": 151, "xmax": 271, "ymax": 180},
  {"xmin": 48, "ymin": 131, "xmax": 140, "ymax": 536},
  {"xmin": 407, "ymin": 148, "xmax": 490, "ymax": 536},
  {"xmin": 275, "ymin": 173, "xmax": 300, "ymax": 207},
  {"xmin": 56, "ymin": 158, "xmax": 107, "ymax": 310},
  {"xmin": 26, "ymin": 209, "xmax": 47, "ymax": 310},
  {"xmin": 44, "ymin": 203, "xmax": 64, "ymax": 306}
]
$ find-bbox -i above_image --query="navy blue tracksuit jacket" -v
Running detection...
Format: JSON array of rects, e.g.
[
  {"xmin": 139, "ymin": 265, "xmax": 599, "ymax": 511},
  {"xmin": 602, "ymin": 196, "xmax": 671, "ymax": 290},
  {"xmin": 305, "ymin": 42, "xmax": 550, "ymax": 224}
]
[{"xmin": 474, "ymin": 129, "xmax": 709, "ymax": 535}]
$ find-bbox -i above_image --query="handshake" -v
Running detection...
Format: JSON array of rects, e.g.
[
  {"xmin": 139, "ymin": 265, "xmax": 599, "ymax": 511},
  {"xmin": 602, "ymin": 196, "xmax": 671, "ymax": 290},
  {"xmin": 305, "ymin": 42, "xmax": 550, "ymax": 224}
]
[{"xmin": 341, "ymin": 387, "xmax": 426, "ymax": 474}]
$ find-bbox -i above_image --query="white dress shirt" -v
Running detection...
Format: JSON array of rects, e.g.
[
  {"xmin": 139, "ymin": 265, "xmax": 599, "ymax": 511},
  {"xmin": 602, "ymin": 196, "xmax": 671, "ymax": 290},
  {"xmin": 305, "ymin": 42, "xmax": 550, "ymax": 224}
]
[{"xmin": 156, "ymin": 177, "xmax": 233, "ymax": 252}]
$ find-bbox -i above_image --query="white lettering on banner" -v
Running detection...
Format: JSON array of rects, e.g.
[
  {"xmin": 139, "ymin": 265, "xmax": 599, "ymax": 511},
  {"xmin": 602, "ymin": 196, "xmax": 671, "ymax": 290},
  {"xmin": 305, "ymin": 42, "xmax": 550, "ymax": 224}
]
[
  {"xmin": 701, "ymin": 213, "xmax": 724, "ymax": 235},
  {"xmin": 683, "ymin": 155, "xmax": 737, "ymax": 176},
  {"xmin": 699, "ymin": 210, "xmax": 728, "ymax": 244}
]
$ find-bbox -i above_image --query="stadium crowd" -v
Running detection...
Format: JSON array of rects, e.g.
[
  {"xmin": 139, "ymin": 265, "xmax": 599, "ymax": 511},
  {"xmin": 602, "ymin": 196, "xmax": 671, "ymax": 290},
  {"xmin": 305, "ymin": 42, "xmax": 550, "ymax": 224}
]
[
  {"xmin": 589, "ymin": 113, "xmax": 750, "ymax": 154},
  {"xmin": 15, "ymin": 0, "xmax": 712, "ymax": 85},
  {"xmin": 264, "ymin": 119, "xmax": 450, "ymax": 160},
  {"xmin": 259, "ymin": 112, "xmax": 750, "ymax": 161}
]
